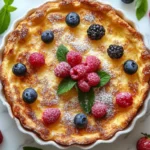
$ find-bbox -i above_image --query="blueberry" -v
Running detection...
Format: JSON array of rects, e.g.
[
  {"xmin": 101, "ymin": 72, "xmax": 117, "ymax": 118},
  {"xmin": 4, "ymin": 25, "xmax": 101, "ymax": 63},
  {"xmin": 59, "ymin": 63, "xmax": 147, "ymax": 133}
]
[
  {"xmin": 74, "ymin": 113, "xmax": 88, "ymax": 129},
  {"xmin": 22, "ymin": 88, "xmax": 38, "ymax": 104},
  {"xmin": 12, "ymin": 63, "xmax": 27, "ymax": 76},
  {"xmin": 41, "ymin": 30, "xmax": 54, "ymax": 44},
  {"xmin": 123, "ymin": 60, "xmax": 138, "ymax": 75},
  {"xmin": 121, "ymin": 0, "xmax": 134, "ymax": 4},
  {"xmin": 65, "ymin": 12, "xmax": 80, "ymax": 28}
]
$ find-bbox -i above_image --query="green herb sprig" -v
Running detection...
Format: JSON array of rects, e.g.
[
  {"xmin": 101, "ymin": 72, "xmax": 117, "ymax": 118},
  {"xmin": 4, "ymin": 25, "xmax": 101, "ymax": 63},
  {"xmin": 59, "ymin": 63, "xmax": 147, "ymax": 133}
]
[
  {"xmin": 0, "ymin": 0, "xmax": 17, "ymax": 34},
  {"xmin": 135, "ymin": 0, "xmax": 148, "ymax": 20},
  {"xmin": 23, "ymin": 147, "xmax": 42, "ymax": 150},
  {"xmin": 56, "ymin": 45, "xmax": 110, "ymax": 113}
]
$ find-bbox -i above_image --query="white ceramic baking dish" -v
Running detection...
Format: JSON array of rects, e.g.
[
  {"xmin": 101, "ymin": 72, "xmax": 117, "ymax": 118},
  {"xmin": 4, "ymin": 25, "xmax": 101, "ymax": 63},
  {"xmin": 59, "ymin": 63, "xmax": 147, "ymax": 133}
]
[{"xmin": 0, "ymin": 0, "xmax": 149, "ymax": 149}]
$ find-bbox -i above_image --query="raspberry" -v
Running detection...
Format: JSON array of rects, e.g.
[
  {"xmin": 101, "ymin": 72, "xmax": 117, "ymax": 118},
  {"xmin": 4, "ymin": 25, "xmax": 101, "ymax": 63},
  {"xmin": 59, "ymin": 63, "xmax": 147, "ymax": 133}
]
[
  {"xmin": 78, "ymin": 78, "xmax": 90, "ymax": 92},
  {"xmin": 85, "ymin": 56, "xmax": 100, "ymax": 72},
  {"xmin": 0, "ymin": 131, "xmax": 3, "ymax": 144},
  {"xmin": 66, "ymin": 51, "xmax": 82, "ymax": 67},
  {"xmin": 29, "ymin": 52, "xmax": 45, "ymax": 67},
  {"xmin": 70, "ymin": 64, "xmax": 87, "ymax": 80},
  {"xmin": 54, "ymin": 62, "xmax": 71, "ymax": 78},
  {"xmin": 92, "ymin": 102, "xmax": 107, "ymax": 118},
  {"xmin": 86, "ymin": 72, "xmax": 100, "ymax": 87},
  {"xmin": 42, "ymin": 108, "xmax": 61, "ymax": 125},
  {"xmin": 116, "ymin": 92, "xmax": 133, "ymax": 108}
]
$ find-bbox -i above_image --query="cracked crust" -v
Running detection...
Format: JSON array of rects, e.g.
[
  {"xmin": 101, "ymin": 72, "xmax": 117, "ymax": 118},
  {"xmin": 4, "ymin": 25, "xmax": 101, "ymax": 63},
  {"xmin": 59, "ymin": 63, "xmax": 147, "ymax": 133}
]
[{"xmin": 0, "ymin": 0, "xmax": 150, "ymax": 145}]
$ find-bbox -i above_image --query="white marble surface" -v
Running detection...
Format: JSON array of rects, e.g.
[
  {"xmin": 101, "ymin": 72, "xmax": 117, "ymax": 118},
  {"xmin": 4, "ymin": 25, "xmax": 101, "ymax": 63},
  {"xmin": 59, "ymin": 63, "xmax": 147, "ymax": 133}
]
[{"xmin": 0, "ymin": 0, "xmax": 150, "ymax": 150}]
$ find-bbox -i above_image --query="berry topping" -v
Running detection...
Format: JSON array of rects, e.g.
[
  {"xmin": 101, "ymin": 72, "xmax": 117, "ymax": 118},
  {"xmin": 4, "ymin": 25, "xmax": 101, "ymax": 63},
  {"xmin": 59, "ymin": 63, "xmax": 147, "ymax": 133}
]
[
  {"xmin": 66, "ymin": 51, "xmax": 82, "ymax": 67},
  {"xmin": 29, "ymin": 52, "xmax": 45, "ymax": 67},
  {"xmin": 12, "ymin": 63, "xmax": 27, "ymax": 76},
  {"xmin": 65, "ymin": 12, "xmax": 80, "ymax": 27},
  {"xmin": 0, "ymin": 131, "xmax": 3, "ymax": 144},
  {"xmin": 78, "ymin": 78, "xmax": 91, "ymax": 92},
  {"xmin": 42, "ymin": 108, "xmax": 61, "ymax": 125},
  {"xmin": 54, "ymin": 62, "xmax": 71, "ymax": 78},
  {"xmin": 92, "ymin": 102, "xmax": 107, "ymax": 118},
  {"xmin": 85, "ymin": 55, "xmax": 100, "ymax": 72},
  {"xmin": 70, "ymin": 64, "xmax": 87, "ymax": 80},
  {"xmin": 116, "ymin": 92, "xmax": 133, "ymax": 108},
  {"xmin": 124, "ymin": 60, "xmax": 138, "ymax": 75},
  {"xmin": 41, "ymin": 30, "xmax": 54, "ymax": 44},
  {"xmin": 107, "ymin": 45, "xmax": 124, "ymax": 59},
  {"xmin": 22, "ymin": 88, "xmax": 38, "ymax": 104},
  {"xmin": 74, "ymin": 113, "xmax": 88, "ymax": 129},
  {"xmin": 87, "ymin": 24, "xmax": 105, "ymax": 40},
  {"xmin": 86, "ymin": 72, "xmax": 100, "ymax": 87},
  {"xmin": 137, "ymin": 133, "xmax": 150, "ymax": 150},
  {"xmin": 122, "ymin": 0, "xmax": 134, "ymax": 4}
]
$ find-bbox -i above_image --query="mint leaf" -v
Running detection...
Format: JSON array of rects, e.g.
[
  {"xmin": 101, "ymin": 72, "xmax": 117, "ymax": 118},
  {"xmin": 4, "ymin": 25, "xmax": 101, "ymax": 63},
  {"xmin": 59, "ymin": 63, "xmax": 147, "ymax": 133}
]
[
  {"xmin": 57, "ymin": 78, "xmax": 76, "ymax": 95},
  {"xmin": 56, "ymin": 45, "xmax": 69, "ymax": 62},
  {"xmin": 0, "ymin": 6, "xmax": 10, "ymax": 34},
  {"xmin": 4, "ymin": 0, "xmax": 14, "ymax": 5},
  {"xmin": 23, "ymin": 147, "xmax": 42, "ymax": 150},
  {"xmin": 135, "ymin": 0, "xmax": 143, "ymax": 9},
  {"xmin": 0, "ymin": 0, "xmax": 17, "ymax": 34},
  {"xmin": 97, "ymin": 71, "xmax": 110, "ymax": 87},
  {"xmin": 78, "ymin": 88, "xmax": 95, "ymax": 114},
  {"xmin": 7, "ymin": 5, "xmax": 17, "ymax": 12},
  {"xmin": 135, "ymin": 0, "xmax": 148, "ymax": 20}
]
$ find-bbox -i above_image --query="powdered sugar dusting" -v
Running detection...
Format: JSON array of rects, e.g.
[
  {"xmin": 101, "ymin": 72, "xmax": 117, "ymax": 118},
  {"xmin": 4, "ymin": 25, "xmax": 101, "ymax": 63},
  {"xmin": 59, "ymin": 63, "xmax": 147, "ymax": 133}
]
[
  {"xmin": 95, "ymin": 87, "xmax": 114, "ymax": 117},
  {"xmin": 40, "ymin": 78, "xmax": 60, "ymax": 106},
  {"xmin": 102, "ymin": 61, "xmax": 115, "ymax": 77},
  {"xmin": 65, "ymin": 34, "xmax": 91, "ymax": 52},
  {"xmin": 84, "ymin": 13, "xmax": 95, "ymax": 22},
  {"xmin": 40, "ymin": 94, "xmax": 59, "ymax": 107},
  {"xmin": 70, "ymin": 40, "xmax": 91, "ymax": 52},
  {"xmin": 53, "ymin": 27, "xmax": 64, "ymax": 38},
  {"xmin": 62, "ymin": 112, "xmax": 74, "ymax": 125},
  {"xmin": 64, "ymin": 98, "xmax": 80, "ymax": 111},
  {"xmin": 48, "ymin": 14, "xmax": 63, "ymax": 23}
]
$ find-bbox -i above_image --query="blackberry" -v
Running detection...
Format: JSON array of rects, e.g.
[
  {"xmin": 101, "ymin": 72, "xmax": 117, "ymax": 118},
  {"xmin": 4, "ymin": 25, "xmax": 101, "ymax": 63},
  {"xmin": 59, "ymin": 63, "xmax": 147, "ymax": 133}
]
[
  {"xmin": 107, "ymin": 45, "xmax": 124, "ymax": 59},
  {"xmin": 87, "ymin": 24, "xmax": 105, "ymax": 40}
]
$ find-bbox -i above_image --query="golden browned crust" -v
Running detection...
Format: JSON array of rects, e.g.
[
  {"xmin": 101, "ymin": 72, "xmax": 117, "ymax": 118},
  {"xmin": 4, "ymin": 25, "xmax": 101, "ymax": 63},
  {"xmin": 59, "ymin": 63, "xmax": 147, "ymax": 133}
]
[{"xmin": 0, "ymin": 0, "xmax": 150, "ymax": 145}]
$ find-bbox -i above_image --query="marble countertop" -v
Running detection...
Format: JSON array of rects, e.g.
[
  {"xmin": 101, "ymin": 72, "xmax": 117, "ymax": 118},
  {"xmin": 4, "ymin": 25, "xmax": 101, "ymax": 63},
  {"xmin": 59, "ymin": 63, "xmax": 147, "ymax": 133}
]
[{"xmin": 0, "ymin": 0, "xmax": 150, "ymax": 150}]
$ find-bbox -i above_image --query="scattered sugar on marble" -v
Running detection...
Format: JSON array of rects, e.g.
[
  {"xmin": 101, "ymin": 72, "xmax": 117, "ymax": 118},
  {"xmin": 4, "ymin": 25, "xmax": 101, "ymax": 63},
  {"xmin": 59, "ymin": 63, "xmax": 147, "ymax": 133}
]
[{"xmin": 84, "ymin": 13, "xmax": 95, "ymax": 22}]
